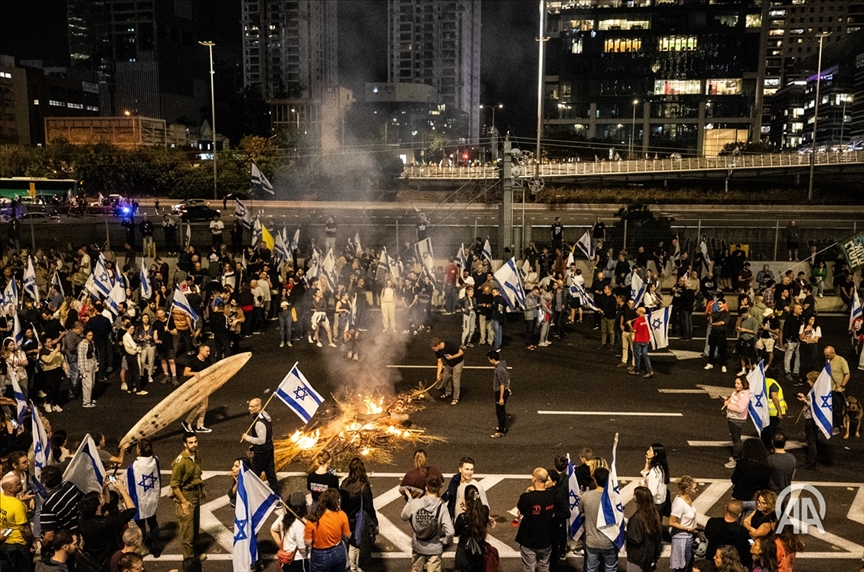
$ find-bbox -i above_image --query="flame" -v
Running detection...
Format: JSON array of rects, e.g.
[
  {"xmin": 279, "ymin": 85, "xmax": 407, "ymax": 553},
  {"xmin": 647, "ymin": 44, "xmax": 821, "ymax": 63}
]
[
  {"xmin": 361, "ymin": 447, "xmax": 372, "ymax": 456},
  {"xmin": 385, "ymin": 425, "xmax": 409, "ymax": 438},
  {"xmin": 289, "ymin": 429, "xmax": 320, "ymax": 450},
  {"xmin": 363, "ymin": 397, "xmax": 384, "ymax": 415}
]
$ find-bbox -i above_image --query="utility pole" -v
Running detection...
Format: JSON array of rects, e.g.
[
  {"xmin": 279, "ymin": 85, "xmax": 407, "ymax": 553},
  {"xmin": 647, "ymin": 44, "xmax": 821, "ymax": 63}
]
[
  {"xmin": 808, "ymin": 33, "xmax": 830, "ymax": 200},
  {"xmin": 535, "ymin": 0, "xmax": 547, "ymax": 177},
  {"xmin": 500, "ymin": 137, "xmax": 514, "ymax": 259},
  {"xmin": 200, "ymin": 41, "xmax": 218, "ymax": 200}
]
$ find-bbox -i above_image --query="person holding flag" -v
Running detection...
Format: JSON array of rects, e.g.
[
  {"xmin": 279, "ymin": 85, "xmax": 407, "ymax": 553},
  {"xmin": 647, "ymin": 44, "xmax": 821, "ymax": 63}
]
[
  {"xmin": 126, "ymin": 438, "xmax": 162, "ymax": 556},
  {"xmin": 797, "ymin": 368, "xmax": 834, "ymax": 470},
  {"xmin": 723, "ymin": 376, "xmax": 752, "ymax": 469},
  {"xmin": 628, "ymin": 307, "xmax": 654, "ymax": 378},
  {"xmin": 233, "ymin": 464, "xmax": 280, "ymax": 572},
  {"xmin": 241, "ymin": 397, "xmax": 279, "ymax": 493},
  {"xmin": 579, "ymin": 466, "xmax": 618, "ymax": 570}
]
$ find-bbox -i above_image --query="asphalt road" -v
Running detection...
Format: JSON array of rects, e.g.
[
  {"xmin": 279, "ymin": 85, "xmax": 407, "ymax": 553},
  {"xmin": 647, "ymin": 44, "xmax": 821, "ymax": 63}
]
[{"xmin": 47, "ymin": 309, "xmax": 863, "ymax": 572}]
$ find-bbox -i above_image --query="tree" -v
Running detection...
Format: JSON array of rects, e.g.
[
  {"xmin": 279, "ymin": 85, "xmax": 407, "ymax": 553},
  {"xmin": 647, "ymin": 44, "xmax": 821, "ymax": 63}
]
[{"xmin": 610, "ymin": 203, "xmax": 675, "ymax": 255}]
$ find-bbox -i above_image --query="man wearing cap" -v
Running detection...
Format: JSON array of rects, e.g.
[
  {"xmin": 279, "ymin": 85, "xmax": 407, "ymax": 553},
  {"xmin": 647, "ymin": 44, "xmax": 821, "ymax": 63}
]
[{"xmin": 242, "ymin": 398, "xmax": 280, "ymax": 493}]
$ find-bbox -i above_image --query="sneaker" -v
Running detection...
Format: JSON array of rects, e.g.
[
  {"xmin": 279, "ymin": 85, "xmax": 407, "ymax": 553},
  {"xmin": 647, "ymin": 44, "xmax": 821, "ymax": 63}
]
[
  {"xmin": 616, "ymin": 362, "xmax": 626, "ymax": 368},
  {"xmin": 724, "ymin": 458, "xmax": 737, "ymax": 469},
  {"xmin": 172, "ymin": 377, "xmax": 180, "ymax": 387},
  {"xmin": 329, "ymin": 342, "xmax": 337, "ymax": 348},
  {"xmin": 785, "ymin": 373, "xmax": 794, "ymax": 382},
  {"xmin": 148, "ymin": 377, "xmax": 154, "ymax": 384},
  {"xmin": 460, "ymin": 345, "xmax": 466, "ymax": 350},
  {"xmin": 450, "ymin": 400, "xmax": 459, "ymax": 406},
  {"xmin": 38, "ymin": 390, "xmax": 47, "ymax": 398},
  {"xmin": 347, "ymin": 351, "xmax": 354, "ymax": 359},
  {"xmin": 279, "ymin": 342, "xmax": 285, "ymax": 348},
  {"xmin": 120, "ymin": 383, "xmax": 128, "ymax": 391},
  {"xmin": 136, "ymin": 390, "xmax": 149, "ymax": 396},
  {"xmin": 643, "ymin": 371, "xmax": 655, "ymax": 378},
  {"xmin": 721, "ymin": 366, "xmax": 727, "ymax": 373},
  {"xmin": 43, "ymin": 403, "xmax": 54, "ymax": 413},
  {"xmin": 592, "ymin": 326, "xmax": 599, "ymax": 331},
  {"xmin": 53, "ymin": 405, "xmax": 63, "ymax": 412},
  {"xmin": 287, "ymin": 342, "xmax": 292, "ymax": 347},
  {"xmin": 466, "ymin": 343, "xmax": 474, "ymax": 347},
  {"xmin": 83, "ymin": 402, "xmax": 97, "ymax": 408},
  {"xmin": 181, "ymin": 421, "xmax": 193, "ymax": 432},
  {"xmin": 316, "ymin": 341, "xmax": 323, "ymax": 347},
  {"xmin": 194, "ymin": 426, "xmax": 212, "ymax": 433},
  {"xmin": 704, "ymin": 364, "xmax": 714, "ymax": 370},
  {"xmin": 628, "ymin": 370, "xmax": 638, "ymax": 376},
  {"xmin": 308, "ymin": 336, "xmax": 314, "ymax": 344},
  {"xmin": 352, "ymin": 354, "xmax": 358, "ymax": 361}
]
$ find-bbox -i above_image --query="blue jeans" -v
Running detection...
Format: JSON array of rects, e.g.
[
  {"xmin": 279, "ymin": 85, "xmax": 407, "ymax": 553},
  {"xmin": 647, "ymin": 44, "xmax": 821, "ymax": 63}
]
[
  {"xmin": 492, "ymin": 320, "xmax": 503, "ymax": 351},
  {"xmin": 445, "ymin": 285, "xmax": 458, "ymax": 313},
  {"xmin": 279, "ymin": 312, "xmax": 293, "ymax": 343},
  {"xmin": 585, "ymin": 546, "xmax": 618, "ymax": 572},
  {"xmin": 67, "ymin": 360, "xmax": 80, "ymax": 396},
  {"xmin": 311, "ymin": 544, "xmax": 346, "ymax": 572},
  {"xmin": 634, "ymin": 342, "xmax": 652, "ymax": 373}
]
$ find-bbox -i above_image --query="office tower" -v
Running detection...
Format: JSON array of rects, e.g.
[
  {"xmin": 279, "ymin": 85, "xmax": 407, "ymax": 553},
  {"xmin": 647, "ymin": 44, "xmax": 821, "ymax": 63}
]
[{"xmin": 388, "ymin": 0, "xmax": 481, "ymax": 144}]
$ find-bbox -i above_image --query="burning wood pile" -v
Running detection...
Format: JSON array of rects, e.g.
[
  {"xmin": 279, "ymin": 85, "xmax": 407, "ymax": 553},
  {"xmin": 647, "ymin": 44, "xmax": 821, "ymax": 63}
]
[{"xmin": 274, "ymin": 385, "xmax": 444, "ymax": 470}]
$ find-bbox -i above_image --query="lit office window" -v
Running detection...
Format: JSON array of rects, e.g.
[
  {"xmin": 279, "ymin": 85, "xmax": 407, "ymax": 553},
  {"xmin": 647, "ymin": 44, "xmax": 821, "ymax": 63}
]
[
  {"xmin": 706, "ymin": 79, "xmax": 742, "ymax": 95},
  {"xmin": 603, "ymin": 38, "xmax": 642, "ymax": 52},
  {"xmin": 654, "ymin": 80, "xmax": 701, "ymax": 95},
  {"xmin": 658, "ymin": 36, "xmax": 697, "ymax": 51},
  {"xmin": 598, "ymin": 19, "xmax": 650, "ymax": 30}
]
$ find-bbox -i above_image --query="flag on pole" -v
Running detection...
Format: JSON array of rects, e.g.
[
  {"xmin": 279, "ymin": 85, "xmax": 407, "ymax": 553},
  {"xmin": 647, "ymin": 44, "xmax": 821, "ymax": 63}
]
[
  {"xmin": 344, "ymin": 293, "xmax": 358, "ymax": 335},
  {"xmin": 810, "ymin": 365, "xmax": 834, "ymax": 440},
  {"xmin": 290, "ymin": 229, "xmax": 300, "ymax": 253},
  {"xmin": 322, "ymin": 249, "xmax": 338, "ymax": 288},
  {"xmin": 577, "ymin": 230, "xmax": 595, "ymax": 260},
  {"xmin": 415, "ymin": 237, "xmax": 436, "ymax": 283},
  {"xmin": 171, "ymin": 287, "xmax": 199, "ymax": 322},
  {"xmin": 140, "ymin": 259, "xmax": 152, "ymax": 300},
  {"xmin": 630, "ymin": 271, "xmax": 646, "ymax": 306},
  {"xmin": 24, "ymin": 257, "xmax": 39, "ymax": 303},
  {"xmin": 747, "ymin": 361, "xmax": 770, "ymax": 435},
  {"xmin": 597, "ymin": 434, "xmax": 626, "ymax": 549},
  {"xmin": 260, "ymin": 223, "xmax": 275, "ymax": 251},
  {"xmin": 10, "ymin": 375, "xmax": 27, "ymax": 423},
  {"xmin": 850, "ymin": 290, "xmax": 862, "ymax": 332},
  {"xmin": 62, "ymin": 434, "xmax": 106, "ymax": 494},
  {"xmin": 354, "ymin": 232, "xmax": 362, "ymax": 256},
  {"xmin": 671, "ymin": 234, "xmax": 681, "ymax": 266},
  {"xmin": 305, "ymin": 251, "xmax": 320, "ymax": 283},
  {"xmin": 456, "ymin": 243, "xmax": 467, "ymax": 269},
  {"xmin": 647, "ymin": 306, "xmax": 671, "ymax": 350},
  {"xmin": 482, "ymin": 238, "xmax": 493, "ymax": 265},
  {"xmin": 234, "ymin": 197, "xmax": 254, "ymax": 228},
  {"xmin": 3, "ymin": 276, "xmax": 19, "ymax": 308},
  {"xmin": 521, "ymin": 258, "xmax": 532, "ymax": 277},
  {"xmin": 699, "ymin": 238, "xmax": 712, "ymax": 273},
  {"xmin": 233, "ymin": 465, "xmax": 280, "ymax": 572},
  {"xmin": 571, "ymin": 283, "xmax": 599, "ymax": 312},
  {"xmin": 493, "ymin": 257, "xmax": 526, "ymax": 310},
  {"xmin": 275, "ymin": 363, "xmax": 324, "ymax": 423},
  {"xmin": 565, "ymin": 250, "xmax": 575, "ymax": 269},
  {"xmin": 126, "ymin": 456, "xmax": 160, "ymax": 521},
  {"xmin": 52, "ymin": 271, "xmax": 65, "ymax": 298},
  {"xmin": 106, "ymin": 280, "xmax": 127, "ymax": 315},
  {"xmin": 11, "ymin": 306, "xmax": 23, "ymax": 347},
  {"xmin": 251, "ymin": 161, "xmax": 275, "ymax": 195},
  {"xmin": 273, "ymin": 230, "xmax": 290, "ymax": 267},
  {"xmin": 252, "ymin": 217, "xmax": 262, "ymax": 247},
  {"xmin": 566, "ymin": 454, "xmax": 585, "ymax": 540},
  {"xmin": 31, "ymin": 403, "xmax": 51, "ymax": 497}
]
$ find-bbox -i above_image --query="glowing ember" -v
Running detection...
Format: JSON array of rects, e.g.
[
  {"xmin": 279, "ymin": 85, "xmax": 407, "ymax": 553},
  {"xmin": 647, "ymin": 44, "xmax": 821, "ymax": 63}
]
[
  {"xmin": 363, "ymin": 397, "xmax": 384, "ymax": 415},
  {"xmin": 361, "ymin": 447, "xmax": 372, "ymax": 456},
  {"xmin": 386, "ymin": 426, "xmax": 409, "ymax": 438},
  {"xmin": 289, "ymin": 429, "xmax": 320, "ymax": 450}
]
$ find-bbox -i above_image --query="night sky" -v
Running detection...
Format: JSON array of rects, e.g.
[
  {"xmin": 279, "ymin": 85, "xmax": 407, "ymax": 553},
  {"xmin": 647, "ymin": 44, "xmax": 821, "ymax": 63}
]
[{"xmin": 0, "ymin": 0, "xmax": 539, "ymax": 138}]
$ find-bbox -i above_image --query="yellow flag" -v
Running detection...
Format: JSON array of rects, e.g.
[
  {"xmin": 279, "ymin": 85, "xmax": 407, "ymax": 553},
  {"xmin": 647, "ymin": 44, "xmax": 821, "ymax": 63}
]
[{"xmin": 261, "ymin": 224, "xmax": 275, "ymax": 251}]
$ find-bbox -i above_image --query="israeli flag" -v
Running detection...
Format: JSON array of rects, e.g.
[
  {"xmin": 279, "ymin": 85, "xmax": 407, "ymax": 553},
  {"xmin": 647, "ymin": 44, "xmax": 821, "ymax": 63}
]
[
  {"xmin": 11, "ymin": 375, "xmax": 27, "ymax": 423},
  {"xmin": 11, "ymin": 306, "xmax": 23, "ymax": 347},
  {"xmin": 3, "ymin": 276, "xmax": 18, "ymax": 308},
  {"xmin": 521, "ymin": 258, "xmax": 531, "ymax": 277},
  {"xmin": 577, "ymin": 230, "xmax": 595, "ymax": 260},
  {"xmin": 571, "ymin": 283, "xmax": 599, "ymax": 312},
  {"xmin": 252, "ymin": 217, "xmax": 262, "ymax": 247},
  {"xmin": 251, "ymin": 161, "xmax": 275, "ymax": 195},
  {"xmin": 811, "ymin": 365, "xmax": 834, "ymax": 440},
  {"xmin": 747, "ymin": 361, "xmax": 770, "ymax": 434},
  {"xmin": 671, "ymin": 234, "xmax": 681, "ymax": 265},
  {"xmin": 305, "ymin": 251, "xmax": 320, "ymax": 283},
  {"xmin": 185, "ymin": 222, "xmax": 191, "ymax": 248},
  {"xmin": 24, "ymin": 257, "xmax": 39, "ymax": 302},
  {"xmin": 171, "ymin": 287, "xmax": 199, "ymax": 323},
  {"xmin": 106, "ymin": 280, "xmax": 127, "ymax": 315},
  {"xmin": 126, "ymin": 456, "xmax": 160, "ymax": 520},
  {"xmin": 493, "ymin": 257, "xmax": 526, "ymax": 310},
  {"xmin": 566, "ymin": 454, "xmax": 585, "ymax": 540},
  {"xmin": 233, "ymin": 465, "xmax": 280, "ymax": 572},
  {"xmin": 323, "ymin": 249, "xmax": 338, "ymax": 288},
  {"xmin": 273, "ymin": 230, "xmax": 290, "ymax": 267},
  {"xmin": 565, "ymin": 249, "xmax": 574, "ymax": 269},
  {"xmin": 630, "ymin": 272, "xmax": 646, "ymax": 306},
  {"xmin": 344, "ymin": 293, "xmax": 358, "ymax": 335},
  {"xmin": 140, "ymin": 259, "xmax": 152, "ymax": 300},
  {"xmin": 597, "ymin": 434, "xmax": 626, "ymax": 549},
  {"xmin": 415, "ymin": 237, "xmax": 436, "ymax": 283},
  {"xmin": 647, "ymin": 306, "xmax": 671, "ymax": 350},
  {"xmin": 290, "ymin": 228, "xmax": 300, "ymax": 253},
  {"xmin": 234, "ymin": 197, "xmax": 254, "ymax": 228},
  {"xmin": 456, "ymin": 243, "xmax": 467, "ymax": 269},
  {"xmin": 92, "ymin": 256, "xmax": 112, "ymax": 298},
  {"xmin": 850, "ymin": 290, "xmax": 862, "ymax": 332},
  {"xmin": 52, "ymin": 271, "xmax": 65, "ymax": 298},
  {"xmin": 62, "ymin": 434, "xmax": 106, "ymax": 494},
  {"xmin": 354, "ymin": 231, "xmax": 363, "ymax": 256},
  {"xmin": 275, "ymin": 363, "xmax": 324, "ymax": 423},
  {"xmin": 699, "ymin": 238, "xmax": 712, "ymax": 273},
  {"xmin": 482, "ymin": 238, "xmax": 493, "ymax": 265},
  {"xmin": 31, "ymin": 402, "xmax": 51, "ymax": 497}
]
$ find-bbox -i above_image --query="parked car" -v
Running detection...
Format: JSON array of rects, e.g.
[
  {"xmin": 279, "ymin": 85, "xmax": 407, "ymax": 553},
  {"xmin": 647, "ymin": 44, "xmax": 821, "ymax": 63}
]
[
  {"xmin": 180, "ymin": 205, "xmax": 220, "ymax": 221},
  {"xmin": 173, "ymin": 198, "xmax": 208, "ymax": 212}
]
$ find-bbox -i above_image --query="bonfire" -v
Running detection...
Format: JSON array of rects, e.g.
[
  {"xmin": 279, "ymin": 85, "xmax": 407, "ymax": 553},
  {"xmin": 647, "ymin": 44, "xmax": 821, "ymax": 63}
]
[{"xmin": 274, "ymin": 383, "xmax": 444, "ymax": 469}]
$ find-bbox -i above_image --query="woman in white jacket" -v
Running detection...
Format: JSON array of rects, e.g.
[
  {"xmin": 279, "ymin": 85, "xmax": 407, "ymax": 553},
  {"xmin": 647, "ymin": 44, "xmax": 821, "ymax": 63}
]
[
  {"xmin": 77, "ymin": 330, "xmax": 99, "ymax": 408},
  {"xmin": 640, "ymin": 443, "xmax": 671, "ymax": 518},
  {"xmin": 723, "ymin": 377, "xmax": 751, "ymax": 469}
]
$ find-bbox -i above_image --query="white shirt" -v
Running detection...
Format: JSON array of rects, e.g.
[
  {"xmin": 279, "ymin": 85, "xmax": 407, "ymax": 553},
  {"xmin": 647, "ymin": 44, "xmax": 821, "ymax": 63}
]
[
  {"xmin": 122, "ymin": 331, "xmax": 139, "ymax": 356},
  {"xmin": 640, "ymin": 466, "xmax": 667, "ymax": 505},
  {"xmin": 270, "ymin": 513, "xmax": 307, "ymax": 559},
  {"xmin": 671, "ymin": 496, "xmax": 697, "ymax": 530},
  {"xmin": 210, "ymin": 220, "xmax": 224, "ymax": 234},
  {"xmin": 453, "ymin": 479, "xmax": 489, "ymax": 519}
]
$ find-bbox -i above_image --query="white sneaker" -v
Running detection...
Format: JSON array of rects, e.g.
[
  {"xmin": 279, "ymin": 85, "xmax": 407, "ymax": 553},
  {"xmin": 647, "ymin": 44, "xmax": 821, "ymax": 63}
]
[
  {"xmin": 704, "ymin": 364, "xmax": 714, "ymax": 370},
  {"xmin": 53, "ymin": 405, "xmax": 63, "ymax": 412},
  {"xmin": 121, "ymin": 383, "xmax": 128, "ymax": 391},
  {"xmin": 724, "ymin": 458, "xmax": 737, "ymax": 469},
  {"xmin": 316, "ymin": 341, "xmax": 323, "ymax": 347},
  {"xmin": 329, "ymin": 342, "xmax": 337, "ymax": 348},
  {"xmin": 347, "ymin": 351, "xmax": 353, "ymax": 359},
  {"xmin": 308, "ymin": 336, "xmax": 314, "ymax": 344},
  {"xmin": 287, "ymin": 342, "xmax": 292, "ymax": 347},
  {"xmin": 43, "ymin": 403, "xmax": 54, "ymax": 413},
  {"xmin": 721, "ymin": 366, "xmax": 727, "ymax": 373},
  {"xmin": 279, "ymin": 342, "xmax": 285, "ymax": 348}
]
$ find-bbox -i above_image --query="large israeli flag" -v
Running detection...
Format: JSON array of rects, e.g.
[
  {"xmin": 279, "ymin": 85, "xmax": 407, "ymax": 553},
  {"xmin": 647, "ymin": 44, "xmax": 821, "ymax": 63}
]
[
  {"xmin": 850, "ymin": 290, "xmax": 862, "ymax": 332},
  {"xmin": 62, "ymin": 434, "xmax": 106, "ymax": 493},
  {"xmin": 577, "ymin": 230, "xmax": 595, "ymax": 260},
  {"xmin": 322, "ymin": 249, "xmax": 338, "ymax": 288},
  {"xmin": 597, "ymin": 434, "xmax": 626, "ymax": 549},
  {"xmin": 23, "ymin": 257, "xmax": 39, "ymax": 303},
  {"xmin": 493, "ymin": 257, "xmax": 526, "ymax": 310},
  {"xmin": 811, "ymin": 365, "xmax": 834, "ymax": 440},
  {"xmin": 234, "ymin": 197, "xmax": 254, "ymax": 228},
  {"xmin": 233, "ymin": 465, "xmax": 280, "ymax": 572},
  {"xmin": 747, "ymin": 361, "xmax": 770, "ymax": 434},
  {"xmin": 571, "ymin": 282, "xmax": 599, "ymax": 312},
  {"xmin": 171, "ymin": 287, "xmax": 199, "ymax": 322},
  {"xmin": 11, "ymin": 376, "xmax": 27, "ymax": 423},
  {"xmin": 566, "ymin": 455, "xmax": 585, "ymax": 540},
  {"xmin": 91, "ymin": 256, "xmax": 113, "ymax": 298},
  {"xmin": 140, "ymin": 259, "xmax": 152, "ymax": 300},
  {"xmin": 482, "ymin": 238, "xmax": 493, "ymax": 265},
  {"xmin": 273, "ymin": 230, "xmax": 290, "ymax": 267},
  {"xmin": 631, "ymin": 272, "xmax": 646, "ymax": 306},
  {"xmin": 106, "ymin": 280, "xmax": 127, "ymax": 316},
  {"xmin": 275, "ymin": 363, "xmax": 324, "ymax": 423},
  {"xmin": 647, "ymin": 307, "xmax": 671, "ymax": 350},
  {"xmin": 250, "ymin": 161, "xmax": 275, "ymax": 195},
  {"xmin": 415, "ymin": 237, "xmax": 436, "ymax": 284},
  {"xmin": 126, "ymin": 456, "xmax": 160, "ymax": 520},
  {"xmin": 3, "ymin": 275, "xmax": 18, "ymax": 308}
]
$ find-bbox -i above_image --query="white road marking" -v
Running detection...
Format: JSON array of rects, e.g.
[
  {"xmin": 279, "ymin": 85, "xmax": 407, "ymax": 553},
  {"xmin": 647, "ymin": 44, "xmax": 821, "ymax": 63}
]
[
  {"xmin": 199, "ymin": 494, "xmax": 236, "ymax": 552},
  {"xmin": 687, "ymin": 437, "xmax": 805, "ymax": 450},
  {"xmin": 386, "ymin": 365, "xmax": 512, "ymax": 370},
  {"xmin": 667, "ymin": 350, "xmax": 707, "ymax": 360},
  {"xmin": 372, "ymin": 485, "xmax": 414, "ymax": 553},
  {"xmin": 538, "ymin": 411, "xmax": 683, "ymax": 417},
  {"xmin": 696, "ymin": 384, "xmax": 734, "ymax": 399},
  {"xmin": 692, "ymin": 481, "xmax": 733, "ymax": 527},
  {"xmin": 657, "ymin": 389, "xmax": 706, "ymax": 394},
  {"xmin": 847, "ymin": 486, "xmax": 864, "ymax": 526}
]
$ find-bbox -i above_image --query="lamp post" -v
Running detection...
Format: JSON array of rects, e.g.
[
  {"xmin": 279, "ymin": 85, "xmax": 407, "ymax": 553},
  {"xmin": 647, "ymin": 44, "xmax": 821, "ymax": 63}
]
[
  {"xmin": 808, "ymin": 32, "xmax": 830, "ymax": 201},
  {"xmin": 839, "ymin": 98, "xmax": 847, "ymax": 146},
  {"xmin": 480, "ymin": 103, "xmax": 503, "ymax": 159},
  {"xmin": 536, "ymin": 0, "xmax": 548, "ymax": 173},
  {"xmin": 199, "ymin": 40, "xmax": 217, "ymax": 200},
  {"xmin": 629, "ymin": 99, "xmax": 639, "ymax": 157}
]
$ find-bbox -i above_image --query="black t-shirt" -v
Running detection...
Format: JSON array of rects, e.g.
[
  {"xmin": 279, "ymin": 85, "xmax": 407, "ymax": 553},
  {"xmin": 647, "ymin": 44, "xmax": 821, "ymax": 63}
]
[
  {"xmin": 153, "ymin": 318, "xmax": 174, "ymax": 348},
  {"xmin": 185, "ymin": 355, "xmax": 213, "ymax": 376},
  {"xmin": 307, "ymin": 471, "xmax": 340, "ymax": 501},
  {"xmin": 79, "ymin": 508, "xmax": 136, "ymax": 566},
  {"xmin": 551, "ymin": 223, "xmax": 563, "ymax": 240},
  {"xmin": 592, "ymin": 222, "xmax": 605, "ymax": 239},
  {"xmin": 435, "ymin": 342, "xmax": 464, "ymax": 367},
  {"xmin": 760, "ymin": 315, "xmax": 780, "ymax": 339},
  {"xmin": 515, "ymin": 488, "xmax": 557, "ymax": 550},
  {"xmin": 704, "ymin": 517, "xmax": 752, "ymax": 568}
]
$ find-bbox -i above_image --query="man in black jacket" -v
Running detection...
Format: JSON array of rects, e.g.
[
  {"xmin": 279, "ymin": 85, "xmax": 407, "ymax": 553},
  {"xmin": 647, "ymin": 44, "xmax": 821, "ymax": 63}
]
[{"xmin": 704, "ymin": 500, "xmax": 752, "ymax": 568}]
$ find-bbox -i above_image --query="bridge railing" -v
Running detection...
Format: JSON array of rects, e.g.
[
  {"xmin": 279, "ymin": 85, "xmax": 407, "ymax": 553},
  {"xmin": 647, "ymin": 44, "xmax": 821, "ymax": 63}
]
[{"xmin": 400, "ymin": 150, "xmax": 864, "ymax": 179}]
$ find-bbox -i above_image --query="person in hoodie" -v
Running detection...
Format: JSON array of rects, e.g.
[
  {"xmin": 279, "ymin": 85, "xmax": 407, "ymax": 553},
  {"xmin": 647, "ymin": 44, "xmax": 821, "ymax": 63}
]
[
  {"xmin": 242, "ymin": 397, "xmax": 280, "ymax": 493},
  {"xmin": 488, "ymin": 350, "xmax": 511, "ymax": 438},
  {"xmin": 401, "ymin": 474, "xmax": 454, "ymax": 572}
]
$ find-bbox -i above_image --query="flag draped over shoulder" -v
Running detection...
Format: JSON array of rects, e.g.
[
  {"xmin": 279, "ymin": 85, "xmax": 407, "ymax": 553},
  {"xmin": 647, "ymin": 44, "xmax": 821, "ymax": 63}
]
[
  {"xmin": 233, "ymin": 465, "xmax": 280, "ymax": 572},
  {"xmin": 597, "ymin": 435, "xmax": 626, "ymax": 549},
  {"xmin": 126, "ymin": 456, "xmax": 161, "ymax": 520},
  {"xmin": 747, "ymin": 361, "xmax": 769, "ymax": 434},
  {"xmin": 62, "ymin": 434, "xmax": 106, "ymax": 493},
  {"xmin": 810, "ymin": 365, "xmax": 834, "ymax": 440},
  {"xmin": 647, "ymin": 307, "xmax": 671, "ymax": 350},
  {"xmin": 493, "ymin": 258, "xmax": 526, "ymax": 310},
  {"xmin": 275, "ymin": 364, "xmax": 324, "ymax": 423}
]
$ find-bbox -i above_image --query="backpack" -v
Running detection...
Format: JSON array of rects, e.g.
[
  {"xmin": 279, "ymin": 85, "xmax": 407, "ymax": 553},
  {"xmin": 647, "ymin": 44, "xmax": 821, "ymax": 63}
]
[
  {"xmin": 483, "ymin": 542, "xmax": 500, "ymax": 572},
  {"xmin": 411, "ymin": 501, "xmax": 443, "ymax": 542}
]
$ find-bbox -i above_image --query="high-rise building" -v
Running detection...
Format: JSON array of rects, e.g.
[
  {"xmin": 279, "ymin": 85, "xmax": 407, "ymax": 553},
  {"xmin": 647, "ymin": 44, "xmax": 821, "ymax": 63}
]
[
  {"xmin": 66, "ymin": 0, "xmax": 209, "ymax": 123},
  {"xmin": 387, "ymin": 0, "xmax": 481, "ymax": 144}
]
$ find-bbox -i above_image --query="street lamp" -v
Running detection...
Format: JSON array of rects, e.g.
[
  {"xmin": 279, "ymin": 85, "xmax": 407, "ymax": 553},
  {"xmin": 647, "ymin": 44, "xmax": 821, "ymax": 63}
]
[
  {"xmin": 536, "ymin": 0, "xmax": 548, "ymax": 172},
  {"xmin": 629, "ymin": 99, "xmax": 639, "ymax": 157},
  {"xmin": 199, "ymin": 40, "xmax": 217, "ymax": 200},
  {"xmin": 808, "ymin": 32, "xmax": 830, "ymax": 201}
]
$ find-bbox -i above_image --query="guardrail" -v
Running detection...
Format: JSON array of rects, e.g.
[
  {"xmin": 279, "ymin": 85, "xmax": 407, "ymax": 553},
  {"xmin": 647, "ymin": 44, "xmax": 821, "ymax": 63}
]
[{"xmin": 401, "ymin": 150, "xmax": 864, "ymax": 180}]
